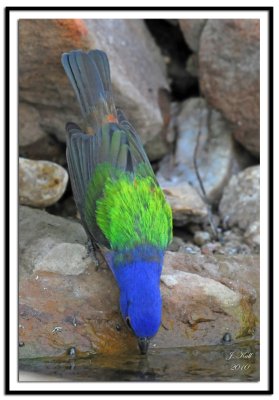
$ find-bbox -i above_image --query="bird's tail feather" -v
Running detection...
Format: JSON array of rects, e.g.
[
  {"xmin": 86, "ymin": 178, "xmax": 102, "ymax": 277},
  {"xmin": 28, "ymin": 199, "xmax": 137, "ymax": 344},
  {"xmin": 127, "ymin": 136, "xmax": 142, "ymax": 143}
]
[{"xmin": 61, "ymin": 49, "xmax": 117, "ymax": 133}]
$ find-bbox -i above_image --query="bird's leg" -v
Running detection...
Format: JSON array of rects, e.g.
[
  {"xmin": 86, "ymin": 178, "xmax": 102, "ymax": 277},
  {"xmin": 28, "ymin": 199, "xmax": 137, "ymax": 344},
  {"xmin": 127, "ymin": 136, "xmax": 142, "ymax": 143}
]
[
  {"xmin": 86, "ymin": 239, "xmax": 99, "ymax": 268},
  {"xmin": 86, "ymin": 239, "xmax": 108, "ymax": 271}
]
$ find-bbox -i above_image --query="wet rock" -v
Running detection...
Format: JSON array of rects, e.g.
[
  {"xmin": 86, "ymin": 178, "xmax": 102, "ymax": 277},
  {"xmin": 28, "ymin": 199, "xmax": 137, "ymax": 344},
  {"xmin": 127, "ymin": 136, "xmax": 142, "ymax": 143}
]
[
  {"xmin": 158, "ymin": 98, "xmax": 237, "ymax": 203},
  {"xmin": 199, "ymin": 19, "xmax": 260, "ymax": 155},
  {"xmin": 193, "ymin": 231, "xmax": 211, "ymax": 246},
  {"xmin": 19, "ymin": 158, "xmax": 68, "ymax": 208},
  {"xmin": 19, "ymin": 206, "xmax": 259, "ymax": 358},
  {"xmin": 19, "ymin": 19, "xmax": 171, "ymax": 161},
  {"xmin": 219, "ymin": 166, "xmax": 260, "ymax": 249},
  {"xmin": 158, "ymin": 176, "xmax": 208, "ymax": 225},
  {"xmin": 179, "ymin": 19, "xmax": 207, "ymax": 52}
]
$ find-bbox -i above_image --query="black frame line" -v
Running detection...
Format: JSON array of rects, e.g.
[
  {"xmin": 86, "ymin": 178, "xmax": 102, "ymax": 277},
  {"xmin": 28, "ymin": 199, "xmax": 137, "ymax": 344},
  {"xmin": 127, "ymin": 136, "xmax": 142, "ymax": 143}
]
[{"xmin": 4, "ymin": 6, "xmax": 273, "ymax": 395}]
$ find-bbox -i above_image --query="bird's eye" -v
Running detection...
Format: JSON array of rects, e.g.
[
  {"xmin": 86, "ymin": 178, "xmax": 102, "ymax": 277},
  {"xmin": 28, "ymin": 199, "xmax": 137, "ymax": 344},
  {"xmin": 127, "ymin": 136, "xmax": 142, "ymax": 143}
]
[{"xmin": 126, "ymin": 317, "xmax": 132, "ymax": 331}]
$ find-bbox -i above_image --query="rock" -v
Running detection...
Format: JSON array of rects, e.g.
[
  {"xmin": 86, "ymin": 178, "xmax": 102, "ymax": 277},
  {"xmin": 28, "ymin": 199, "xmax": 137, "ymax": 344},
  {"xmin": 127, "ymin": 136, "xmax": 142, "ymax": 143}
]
[
  {"xmin": 19, "ymin": 158, "xmax": 68, "ymax": 208},
  {"xmin": 19, "ymin": 19, "xmax": 171, "ymax": 161},
  {"xmin": 186, "ymin": 53, "xmax": 199, "ymax": 77},
  {"xmin": 167, "ymin": 236, "xmax": 185, "ymax": 252},
  {"xmin": 244, "ymin": 221, "xmax": 260, "ymax": 249},
  {"xmin": 19, "ymin": 102, "xmax": 66, "ymax": 165},
  {"xmin": 158, "ymin": 98, "xmax": 237, "ymax": 204},
  {"xmin": 193, "ymin": 231, "xmax": 211, "ymax": 246},
  {"xmin": 145, "ymin": 19, "xmax": 198, "ymax": 103},
  {"xmin": 199, "ymin": 19, "xmax": 260, "ymax": 155},
  {"xmin": 219, "ymin": 228, "xmax": 253, "ymax": 255},
  {"xmin": 34, "ymin": 243, "xmax": 90, "ymax": 275},
  {"xmin": 164, "ymin": 251, "xmax": 259, "ymax": 321},
  {"xmin": 219, "ymin": 166, "xmax": 260, "ymax": 249},
  {"xmin": 179, "ymin": 19, "xmax": 207, "ymax": 52},
  {"xmin": 178, "ymin": 243, "xmax": 201, "ymax": 255},
  {"xmin": 157, "ymin": 176, "xmax": 208, "ymax": 226},
  {"xmin": 19, "ymin": 102, "xmax": 47, "ymax": 147},
  {"xmin": 19, "ymin": 206, "xmax": 259, "ymax": 358},
  {"xmin": 19, "ymin": 134, "xmax": 67, "ymax": 166},
  {"xmin": 200, "ymin": 242, "xmax": 222, "ymax": 255},
  {"xmin": 19, "ymin": 206, "xmax": 88, "ymax": 279}
]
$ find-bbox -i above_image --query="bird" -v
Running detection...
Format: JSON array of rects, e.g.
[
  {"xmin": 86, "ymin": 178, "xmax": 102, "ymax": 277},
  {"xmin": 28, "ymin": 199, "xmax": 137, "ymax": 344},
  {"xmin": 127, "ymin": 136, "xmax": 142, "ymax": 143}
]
[{"xmin": 61, "ymin": 49, "xmax": 173, "ymax": 355}]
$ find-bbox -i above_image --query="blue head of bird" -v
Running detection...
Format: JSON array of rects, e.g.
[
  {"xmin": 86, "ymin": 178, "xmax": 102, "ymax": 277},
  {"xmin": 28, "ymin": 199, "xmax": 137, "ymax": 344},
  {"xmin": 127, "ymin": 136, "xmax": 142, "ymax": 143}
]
[{"xmin": 112, "ymin": 246, "xmax": 164, "ymax": 354}]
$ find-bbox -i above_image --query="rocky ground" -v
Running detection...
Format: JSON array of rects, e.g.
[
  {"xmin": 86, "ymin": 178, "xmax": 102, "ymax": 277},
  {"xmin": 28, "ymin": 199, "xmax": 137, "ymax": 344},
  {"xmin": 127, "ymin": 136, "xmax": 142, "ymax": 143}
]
[{"xmin": 18, "ymin": 19, "xmax": 260, "ymax": 358}]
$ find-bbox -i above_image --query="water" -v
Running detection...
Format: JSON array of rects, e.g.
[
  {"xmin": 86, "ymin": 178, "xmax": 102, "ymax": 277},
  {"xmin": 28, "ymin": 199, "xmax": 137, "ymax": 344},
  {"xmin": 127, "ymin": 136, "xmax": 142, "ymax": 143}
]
[{"xmin": 19, "ymin": 340, "xmax": 259, "ymax": 382}]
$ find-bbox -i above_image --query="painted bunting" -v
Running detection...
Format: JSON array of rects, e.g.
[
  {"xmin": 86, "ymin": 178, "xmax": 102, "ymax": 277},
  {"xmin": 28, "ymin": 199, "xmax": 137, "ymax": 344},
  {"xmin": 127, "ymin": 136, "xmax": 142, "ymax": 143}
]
[{"xmin": 61, "ymin": 50, "xmax": 172, "ymax": 354}]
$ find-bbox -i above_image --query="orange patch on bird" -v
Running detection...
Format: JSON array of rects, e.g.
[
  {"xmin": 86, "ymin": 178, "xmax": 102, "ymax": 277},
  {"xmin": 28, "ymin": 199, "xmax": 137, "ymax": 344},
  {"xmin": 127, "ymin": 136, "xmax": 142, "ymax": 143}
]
[{"xmin": 105, "ymin": 114, "xmax": 118, "ymax": 123}]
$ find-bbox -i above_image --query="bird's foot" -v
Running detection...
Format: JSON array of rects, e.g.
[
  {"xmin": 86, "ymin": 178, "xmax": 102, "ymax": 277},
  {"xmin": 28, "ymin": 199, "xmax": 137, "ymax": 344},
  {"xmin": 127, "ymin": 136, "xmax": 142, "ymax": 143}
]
[
  {"xmin": 86, "ymin": 240, "xmax": 108, "ymax": 272},
  {"xmin": 86, "ymin": 240, "xmax": 99, "ymax": 268}
]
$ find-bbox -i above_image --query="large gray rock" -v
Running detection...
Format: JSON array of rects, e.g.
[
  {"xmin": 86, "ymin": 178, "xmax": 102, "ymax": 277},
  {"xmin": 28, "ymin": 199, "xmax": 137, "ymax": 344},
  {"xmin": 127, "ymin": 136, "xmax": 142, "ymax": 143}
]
[
  {"xmin": 19, "ymin": 206, "xmax": 88, "ymax": 278},
  {"xmin": 219, "ymin": 166, "xmax": 260, "ymax": 249},
  {"xmin": 19, "ymin": 19, "xmax": 171, "ymax": 161},
  {"xmin": 199, "ymin": 19, "xmax": 260, "ymax": 156},
  {"xmin": 19, "ymin": 206, "xmax": 258, "ymax": 358},
  {"xmin": 158, "ymin": 98, "xmax": 237, "ymax": 204}
]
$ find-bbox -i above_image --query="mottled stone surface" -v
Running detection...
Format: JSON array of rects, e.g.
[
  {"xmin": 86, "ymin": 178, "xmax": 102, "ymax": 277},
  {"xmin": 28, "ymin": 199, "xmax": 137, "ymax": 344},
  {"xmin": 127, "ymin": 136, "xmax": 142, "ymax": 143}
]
[
  {"xmin": 157, "ymin": 98, "xmax": 237, "ymax": 204},
  {"xmin": 19, "ymin": 19, "xmax": 171, "ymax": 161},
  {"xmin": 19, "ymin": 158, "xmax": 68, "ymax": 208},
  {"xmin": 199, "ymin": 19, "xmax": 260, "ymax": 155},
  {"xmin": 158, "ymin": 177, "xmax": 208, "ymax": 226},
  {"xmin": 19, "ymin": 206, "xmax": 259, "ymax": 358},
  {"xmin": 19, "ymin": 102, "xmax": 47, "ymax": 147},
  {"xmin": 219, "ymin": 166, "xmax": 260, "ymax": 250}
]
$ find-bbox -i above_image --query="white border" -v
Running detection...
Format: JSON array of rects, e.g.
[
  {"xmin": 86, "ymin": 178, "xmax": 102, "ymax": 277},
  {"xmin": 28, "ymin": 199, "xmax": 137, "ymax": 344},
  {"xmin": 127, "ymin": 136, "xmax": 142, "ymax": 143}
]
[{"xmin": 7, "ymin": 8, "xmax": 270, "ymax": 393}]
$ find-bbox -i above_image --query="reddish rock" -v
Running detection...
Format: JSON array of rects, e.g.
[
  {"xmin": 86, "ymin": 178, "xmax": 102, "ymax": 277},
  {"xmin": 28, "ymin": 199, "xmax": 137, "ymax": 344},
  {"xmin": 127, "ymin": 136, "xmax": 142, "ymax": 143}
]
[
  {"xmin": 199, "ymin": 20, "xmax": 260, "ymax": 155},
  {"xmin": 19, "ymin": 19, "xmax": 170, "ymax": 161},
  {"xmin": 19, "ymin": 206, "xmax": 259, "ymax": 358}
]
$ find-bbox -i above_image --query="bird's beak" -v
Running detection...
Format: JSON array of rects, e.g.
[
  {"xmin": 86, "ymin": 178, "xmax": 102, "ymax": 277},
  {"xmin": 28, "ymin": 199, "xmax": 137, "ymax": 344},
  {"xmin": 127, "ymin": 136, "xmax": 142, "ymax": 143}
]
[{"xmin": 138, "ymin": 337, "xmax": 150, "ymax": 355}]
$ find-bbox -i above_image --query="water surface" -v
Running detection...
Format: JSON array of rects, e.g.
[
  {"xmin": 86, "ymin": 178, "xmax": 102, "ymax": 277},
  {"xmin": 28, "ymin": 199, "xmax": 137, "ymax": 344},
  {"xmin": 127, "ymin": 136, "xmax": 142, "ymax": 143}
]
[{"xmin": 19, "ymin": 340, "xmax": 259, "ymax": 382}]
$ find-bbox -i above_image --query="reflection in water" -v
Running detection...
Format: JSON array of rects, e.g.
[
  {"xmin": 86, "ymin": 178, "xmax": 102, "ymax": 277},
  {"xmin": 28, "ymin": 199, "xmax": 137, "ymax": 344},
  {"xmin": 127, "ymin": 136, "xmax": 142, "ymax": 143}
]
[{"xmin": 19, "ymin": 340, "xmax": 259, "ymax": 382}]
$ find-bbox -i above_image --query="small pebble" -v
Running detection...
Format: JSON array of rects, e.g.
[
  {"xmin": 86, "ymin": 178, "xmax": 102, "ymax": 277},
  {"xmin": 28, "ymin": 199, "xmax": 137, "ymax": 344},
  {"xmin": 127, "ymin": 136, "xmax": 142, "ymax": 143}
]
[
  {"xmin": 178, "ymin": 244, "xmax": 201, "ymax": 254},
  {"xmin": 115, "ymin": 324, "xmax": 122, "ymax": 332},
  {"xmin": 222, "ymin": 332, "xmax": 232, "ymax": 343},
  {"xmin": 67, "ymin": 347, "xmax": 76, "ymax": 357},
  {"xmin": 167, "ymin": 237, "xmax": 185, "ymax": 252},
  {"xmin": 193, "ymin": 231, "xmax": 211, "ymax": 246},
  {"xmin": 201, "ymin": 242, "xmax": 221, "ymax": 255}
]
